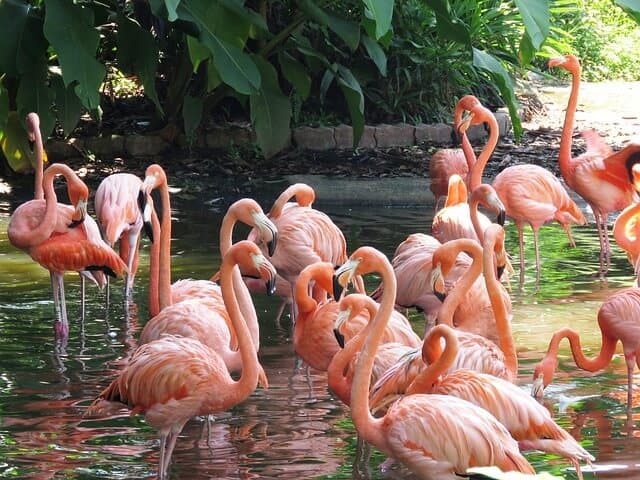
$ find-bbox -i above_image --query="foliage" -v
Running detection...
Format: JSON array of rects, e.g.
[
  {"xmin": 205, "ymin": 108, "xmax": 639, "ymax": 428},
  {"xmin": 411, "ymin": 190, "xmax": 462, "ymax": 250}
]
[{"xmin": 1, "ymin": 0, "xmax": 639, "ymax": 168}]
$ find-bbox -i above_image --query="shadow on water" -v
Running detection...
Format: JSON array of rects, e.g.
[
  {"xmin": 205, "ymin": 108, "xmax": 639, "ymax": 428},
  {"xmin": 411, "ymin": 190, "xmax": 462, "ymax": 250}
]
[{"xmin": 0, "ymin": 175, "xmax": 639, "ymax": 479}]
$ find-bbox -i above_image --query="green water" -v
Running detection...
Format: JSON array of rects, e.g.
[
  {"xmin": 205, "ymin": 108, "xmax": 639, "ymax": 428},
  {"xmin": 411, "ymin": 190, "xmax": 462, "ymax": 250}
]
[{"xmin": 0, "ymin": 176, "xmax": 639, "ymax": 479}]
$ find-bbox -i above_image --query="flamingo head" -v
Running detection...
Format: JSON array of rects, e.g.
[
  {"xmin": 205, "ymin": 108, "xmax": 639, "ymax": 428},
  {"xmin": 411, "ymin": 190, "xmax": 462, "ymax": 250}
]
[
  {"xmin": 531, "ymin": 359, "xmax": 555, "ymax": 398},
  {"xmin": 429, "ymin": 263, "xmax": 446, "ymax": 303},
  {"xmin": 67, "ymin": 178, "xmax": 89, "ymax": 228},
  {"xmin": 473, "ymin": 184, "xmax": 506, "ymax": 226},
  {"xmin": 231, "ymin": 241, "xmax": 277, "ymax": 296},
  {"xmin": 548, "ymin": 54, "xmax": 580, "ymax": 73},
  {"xmin": 453, "ymin": 95, "xmax": 481, "ymax": 129},
  {"xmin": 141, "ymin": 164, "xmax": 168, "ymax": 195},
  {"xmin": 249, "ymin": 210, "xmax": 278, "ymax": 257},
  {"xmin": 333, "ymin": 304, "xmax": 352, "ymax": 348},
  {"xmin": 333, "ymin": 246, "xmax": 388, "ymax": 300}
]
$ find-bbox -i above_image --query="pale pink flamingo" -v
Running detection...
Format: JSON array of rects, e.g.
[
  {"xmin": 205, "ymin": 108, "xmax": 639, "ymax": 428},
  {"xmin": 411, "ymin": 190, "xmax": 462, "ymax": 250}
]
[
  {"xmin": 463, "ymin": 97, "xmax": 586, "ymax": 285},
  {"xmin": 532, "ymin": 287, "xmax": 640, "ymax": 410},
  {"xmin": 388, "ymin": 324, "xmax": 594, "ymax": 478},
  {"xmin": 94, "ymin": 172, "xmax": 144, "ymax": 296},
  {"xmin": 613, "ymin": 164, "xmax": 640, "ymax": 284},
  {"xmin": 247, "ymin": 183, "xmax": 363, "ymax": 322},
  {"xmin": 87, "ymin": 240, "xmax": 274, "ymax": 480},
  {"xmin": 7, "ymin": 163, "xmax": 127, "ymax": 337},
  {"xmin": 327, "ymin": 293, "xmax": 421, "ymax": 406},
  {"xmin": 333, "ymin": 246, "xmax": 535, "ymax": 477},
  {"xmin": 550, "ymin": 54, "xmax": 640, "ymax": 277},
  {"xmin": 429, "ymin": 95, "xmax": 482, "ymax": 210}
]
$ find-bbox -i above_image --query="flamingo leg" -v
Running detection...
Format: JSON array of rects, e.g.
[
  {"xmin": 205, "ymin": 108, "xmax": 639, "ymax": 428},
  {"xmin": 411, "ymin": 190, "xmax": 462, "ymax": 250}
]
[
  {"xmin": 594, "ymin": 211, "xmax": 606, "ymax": 277},
  {"xmin": 602, "ymin": 214, "xmax": 611, "ymax": 274},
  {"xmin": 158, "ymin": 432, "xmax": 168, "ymax": 480},
  {"xmin": 51, "ymin": 272, "xmax": 69, "ymax": 339},
  {"xmin": 80, "ymin": 274, "xmax": 86, "ymax": 322},
  {"xmin": 626, "ymin": 354, "xmax": 636, "ymax": 411},
  {"xmin": 517, "ymin": 223, "xmax": 526, "ymax": 286},
  {"xmin": 532, "ymin": 226, "xmax": 541, "ymax": 287},
  {"xmin": 124, "ymin": 230, "xmax": 140, "ymax": 297},
  {"xmin": 162, "ymin": 424, "xmax": 185, "ymax": 477}
]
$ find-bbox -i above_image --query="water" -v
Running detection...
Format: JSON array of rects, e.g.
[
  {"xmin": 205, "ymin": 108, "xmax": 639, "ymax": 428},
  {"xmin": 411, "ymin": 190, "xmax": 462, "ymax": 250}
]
[{"xmin": 1, "ymin": 175, "xmax": 640, "ymax": 479}]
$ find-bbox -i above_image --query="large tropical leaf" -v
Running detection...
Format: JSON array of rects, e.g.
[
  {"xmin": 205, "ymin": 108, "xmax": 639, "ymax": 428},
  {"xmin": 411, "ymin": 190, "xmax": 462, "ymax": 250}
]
[
  {"xmin": 363, "ymin": 0, "xmax": 394, "ymax": 40},
  {"xmin": 278, "ymin": 52, "xmax": 312, "ymax": 99},
  {"xmin": 472, "ymin": 48, "xmax": 522, "ymax": 141},
  {"xmin": 183, "ymin": 94, "xmax": 203, "ymax": 140},
  {"xmin": 117, "ymin": 15, "xmax": 163, "ymax": 114},
  {"xmin": 43, "ymin": 0, "xmax": 105, "ymax": 112},
  {"xmin": 0, "ymin": 111, "xmax": 35, "ymax": 173},
  {"xmin": 180, "ymin": 0, "xmax": 260, "ymax": 95},
  {"xmin": 15, "ymin": 61, "xmax": 56, "ymax": 138},
  {"xmin": 0, "ymin": 0, "xmax": 30, "ymax": 75},
  {"xmin": 298, "ymin": 0, "xmax": 360, "ymax": 50},
  {"xmin": 513, "ymin": 0, "xmax": 549, "ymax": 50},
  {"xmin": 336, "ymin": 65, "xmax": 364, "ymax": 146},
  {"xmin": 424, "ymin": 0, "xmax": 471, "ymax": 47},
  {"xmin": 50, "ymin": 74, "xmax": 83, "ymax": 136},
  {"xmin": 249, "ymin": 56, "xmax": 292, "ymax": 158},
  {"xmin": 361, "ymin": 34, "xmax": 387, "ymax": 76},
  {"xmin": 615, "ymin": 0, "xmax": 640, "ymax": 24}
]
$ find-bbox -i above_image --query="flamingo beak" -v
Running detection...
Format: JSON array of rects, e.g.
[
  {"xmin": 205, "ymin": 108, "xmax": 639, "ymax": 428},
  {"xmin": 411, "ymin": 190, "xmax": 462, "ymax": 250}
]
[
  {"xmin": 333, "ymin": 259, "xmax": 360, "ymax": 300},
  {"xmin": 253, "ymin": 212, "xmax": 278, "ymax": 257},
  {"xmin": 138, "ymin": 190, "xmax": 154, "ymax": 243},
  {"xmin": 333, "ymin": 307, "xmax": 350, "ymax": 348},
  {"xmin": 457, "ymin": 111, "xmax": 473, "ymax": 135},
  {"xmin": 496, "ymin": 209, "xmax": 506, "ymax": 226},
  {"xmin": 69, "ymin": 198, "xmax": 87, "ymax": 228},
  {"xmin": 531, "ymin": 375, "xmax": 546, "ymax": 398},
  {"xmin": 253, "ymin": 254, "xmax": 277, "ymax": 296},
  {"xmin": 333, "ymin": 328, "xmax": 345, "ymax": 348},
  {"xmin": 430, "ymin": 264, "xmax": 446, "ymax": 302},
  {"xmin": 496, "ymin": 263, "xmax": 506, "ymax": 279}
]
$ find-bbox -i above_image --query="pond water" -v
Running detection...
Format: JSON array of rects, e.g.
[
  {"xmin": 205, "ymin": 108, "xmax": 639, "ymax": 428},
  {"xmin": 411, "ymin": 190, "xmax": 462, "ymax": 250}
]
[{"xmin": 0, "ymin": 174, "xmax": 639, "ymax": 479}]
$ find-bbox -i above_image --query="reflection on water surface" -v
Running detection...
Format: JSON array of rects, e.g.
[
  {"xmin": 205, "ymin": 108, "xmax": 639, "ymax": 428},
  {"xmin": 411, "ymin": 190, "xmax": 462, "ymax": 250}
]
[{"xmin": 0, "ymin": 176, "xmax": 639, "ymax": 479}]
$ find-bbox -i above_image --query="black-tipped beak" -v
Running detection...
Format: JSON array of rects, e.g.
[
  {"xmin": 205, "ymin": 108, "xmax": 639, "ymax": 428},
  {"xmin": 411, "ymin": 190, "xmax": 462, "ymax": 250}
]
[
  {"xmin": 333, "ymin": 328, "xmax": 345, "ymax": 348},
  {"xmin": 496, "ymin": 209, "xmax": 506, "ymax": 226},
  {"xmin": 333, "ymin": 276, "xmax": 344, "ymax": 300},
  {"xmin": 68, "ymin": 218, "xmax": 83, "ymax": 228},
  {"xmin": 497, "ymin": 264, "xmax": 506, "ymax": 279},
  {"xmin": 434, "ymin": 290, "xmax": 446, "ymax": 303},
  {"xmin": 267, "ymin": 231, "xmax": 277, "ymax": 257},
  {"xmin": 266, "ymin": 275, "xmax": 277, "ymax": 296},
  {"xmin": 138, "ymin": 190, "xmax": 154, "ymax": 242}
]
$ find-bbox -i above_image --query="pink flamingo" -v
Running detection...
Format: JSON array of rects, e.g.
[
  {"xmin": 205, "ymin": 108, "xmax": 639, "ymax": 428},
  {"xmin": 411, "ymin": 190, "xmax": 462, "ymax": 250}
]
[
  {"xmin": 532, "ymin": 287, "xmax": 640, "ymax": 410},
  {"xmin": 7, "ymin": 163, "xmax": 127, "ymax": 337},
  {"xmin": 333, "ymin": 246, "xmax": 535, "ymax": 477},
  {"xmin": 613, "ymin": 164, "xmax": 640, "ymax": 284},
  {"xmin": 550, "ymin": 54, "xmax": 640, "ymax": 277},
  {"xmin": 94, "ymin": 172, "xmax": 144, "ymax": 297},
  {"xmin": 429, "ymin": 95, "xmax": 482, "ymax": 210},
  {"xmin": 87, "ymin": 241, "xmax": 275, "ymax": 480},
  {"xmin": 463, "ymin": 97, "xmax": 586, "ymax": 286},
  {"xmin": 247, "ymin": 183, "xmax": 362, "ymax": 322},
  {"xmin": 394, "ymin": 324, "xmax": 594, "ymax": 478}
]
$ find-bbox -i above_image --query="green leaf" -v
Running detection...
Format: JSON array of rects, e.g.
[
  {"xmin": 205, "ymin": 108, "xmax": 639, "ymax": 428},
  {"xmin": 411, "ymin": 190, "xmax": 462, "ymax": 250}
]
[
  {"xmin": 363, "ymin": 0, "xmax": 394, "ymax": 40},
  {"xmin": 0, "ymin": 0, "xmax": 30, "ymax": 75},
  {"xmin": 117, "ymin": 15, "xmax": 163, "ymax": 114},
  {"xmin": 15, "ymin": 61, "xmax": 56, "ymax": 138},
  {"xmin": 50, "ymin": 73, "xmax": 83, "ymax": 136},
  {"xmin": 518, "ymin": 33, "xmax": 535, "ymax": 66},
  {"xmin": 0, "ymin": 111, "xmax": 35, "ymax": 173},
  {"xmin": 278, "ymin": 52, "xmax": 311, "ymax": 99},
  {"xmin": 249, "ymin": 56, "xmax": 292, "ymax": 158},
  {"xmin": 424, "ymin": 0, "xmax": 471, "ymax": 47},
  {"xmin": 320, "ymin": 68, "xmax": 335, "ymax": 104},
  {"xmin": 16, "ymin": 10, "xmax": 49, "ymax": 75},
  {"xmin": 615, "ymin": 0, "xmax": 640, "ymax": 24},
  {"xmin": 165, "ymin": 0, "xmax": 181, "ymax": 21},
  {"xmin": 472, "ymin": 48, "xmax": 522, "ymax": 141},
  {"xmin": 187, "ymin": 35, "xmax": 211, "ymax": 73},
  {"xmin": 183, "ymin": 94, "xmax": 203, "ymax": 139},
  {"xmin": 180, "ymin": 0, "xmax": 260, "ymax": 95},
  {"xmin": 361, "ymin": 34, "xmax": 387, "ymax": 76},
  {"xmin": 217, "ymin": 0, "xmax": 268, "ymax": 32},
  {"xmin": 513, "ymin": 0, "xmax": 549, "ymax": 50},
  {"xmin": 43, "ymin": 0, "xmax": 105, "ymax": 111},
  {"xmin": 326, "ymin": 13, "xmax": 360, "ymax": 51},
  {"xmin": 0, "ymin": 84, "xmax": 9, "ymax": 131},
  {"xmin": 336, "ymin": 65, "xmax": 364, "ymax": 146}
]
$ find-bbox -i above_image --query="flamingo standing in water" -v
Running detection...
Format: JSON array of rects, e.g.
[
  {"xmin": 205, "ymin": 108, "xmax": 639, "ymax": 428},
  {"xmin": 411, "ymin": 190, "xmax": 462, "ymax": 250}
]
[
  {"xmin": 333, "ymin": 246, "xmax": 535, "ymax": 478},
  {"xmin": 532, "ymin": 287, "xmax": 640, "ymax": 410},
  {"xmin": 87, "ymin": 240, "xmax": 275, "ymax": 480},
  {"xmin": 94, "ymin": 172, "xmax": 144, "ymax": 297},
  {"xmin": 7, "ymin": 163, "xmax": 127, "ymax": 337},
  {"xmin": 462, "ymin": 97, "xmax": 586, "ymax": 285},
  {"xmin": 549, "ymin": 54, "xmax": 640, "ymax": 277},
  {"xmin": 429, "ymin": 95, "xmax": 482, "ymax": 211},
  {"xmin": 383, "ymin": 324, "xmax": 594, "ymax": 478},
  {"xmin": 247, "ymin": 183, "xmax": 362, "ymax": 322}
]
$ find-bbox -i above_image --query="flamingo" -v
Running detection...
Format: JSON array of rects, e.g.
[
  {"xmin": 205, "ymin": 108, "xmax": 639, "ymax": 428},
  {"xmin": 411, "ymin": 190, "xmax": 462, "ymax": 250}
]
[
  {"xmin": 431, "ymin": 173, "xmax": 506, "ymax": 244},
  {"xmin": 462, "ymin": 97, "xmax": 586, "ymax": 286},
  {"xmin": 429, "ymin": 95, "xmax": 482, "ymax": 211},
  {"xmin": 532, "ymin": 287, "xmax": 640, "ymax": 410},
  {"xmin": 549, "ymin": 54, "xmax": 640, "ymax": 277},
  {"xmin": 7, "ymin": 163, "xmax": 127, "ymax": 337},
  {"xmin": 387, "ymin": 324, "xmax": 594, "ymax": 478},
  {"xmin": 247, "ymin": 183, "xmax": 363, "ymax": 322},
  {"xmin": 86, "ymin": 240, "xmax": 275, "ymax": 480},
  {"xmin": 333, "ymin": 246, "xmax": 535, "ymax": 478},
  {"xmin": 327, "ymin": 293, "xmax": 421, "ymax": 406},
  {"xmin": 94, "ymin": 172, "xmax": 144, "ymax": 297}
]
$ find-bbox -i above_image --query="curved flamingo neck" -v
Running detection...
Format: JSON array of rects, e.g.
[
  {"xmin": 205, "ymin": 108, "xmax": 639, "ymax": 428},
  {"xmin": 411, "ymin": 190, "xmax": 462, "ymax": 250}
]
[
  {"xmin": 293, "ymin": 264, "xmax": 333, "ymax": 345},
  {"xmin": 407, "ymin": 325, "xmax": 458, "ymax": 394},
  {"xmin": 469, "ymin": 192, "xmax": 485, "ymax": 244},
  {"xmin": 542, "ymin": 326, "xmax": 617, "ymax": 381},
  {"xmin": 26, "ymin": 165, "xmax": 71, "ymax": 247},
  {"xmin": 482, "ymin": 228, "xmax": 518, "ymax": 379},
  {"xmin": 460, "ymin": 131, "xmax": 476, "ymax": 181},
  {"xmin": 327, "ymin": 322, "xmax": 369, "ymax": 406},
  {"xmin": 558, "ymin": 64, "xmax": 581, "ymax": 184},
  {"xmin": 469, "ymin": 112, "xmax": 499, "ymax": 191},
  {"xmin": 158, "ymin": 183, "xmax": 172, "ymax": 311},
  {"xmin": 29, "ymin": 114, "xmax": 45, "ymax": 201},
  {"xmin": 207, "ymin": 246, "xmax": 260, "ymax": 408},
  {"xmin": 148, "ymin": 207, "xmax": 161, "ymax": 317},
  {"xmin": 437, "ymin": 240, "xmax": 483, "ymax": 327},
  {"xmin": 269, "ymin": 184, "xmax": 315, "ymax": 218},
  {"xmin": 613, "ymin": 203, "xmax": 640, "ymax": 256},
  {"xmin": 350, "ymin": 251, "xmax": 397, "ymax": 450}
]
